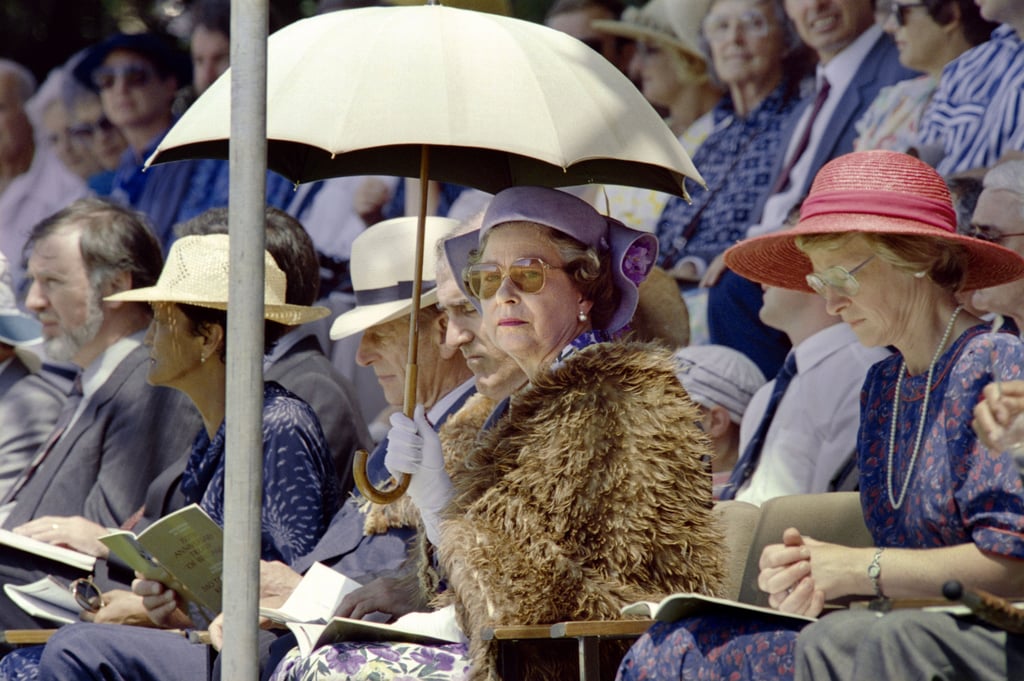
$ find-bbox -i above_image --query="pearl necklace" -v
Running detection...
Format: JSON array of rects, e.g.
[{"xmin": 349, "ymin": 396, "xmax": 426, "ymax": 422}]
[{"xmin": 886, "ymin": 305, "xmax": 963, "ymax": 510}]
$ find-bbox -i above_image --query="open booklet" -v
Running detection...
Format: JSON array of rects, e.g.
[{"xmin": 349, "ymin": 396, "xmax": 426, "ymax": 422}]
[
  {"xmin": 622, "ymin": 592, "xmax": 817, "ymax": 624},
  {"xmin": 4, "ymin": 575, "xmax": 83, "ymax": 625},
  {"xmin": 263, "ymin": 562, "xmax": 464, "ymax": 658},
  {"xmin": 99, "ymin": 503, "xmax": 222, "ymax": 623},
  {"xmin": 0, "ymin": 528, "xmax": 96, "ymax": 573}
]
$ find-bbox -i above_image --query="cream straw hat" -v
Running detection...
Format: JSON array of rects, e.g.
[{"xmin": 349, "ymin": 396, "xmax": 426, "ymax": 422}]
[{"xmin": 105, "ymin": 233, "xmax": 330, "ymax": 325}]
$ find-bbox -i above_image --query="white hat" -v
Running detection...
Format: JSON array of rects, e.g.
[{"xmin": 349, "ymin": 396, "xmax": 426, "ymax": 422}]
[
  {"xmin": 0, "ymin": 253, "xmax": 41, "ymax": 347},
  {"xmin": 674, "ymin": 344, "xmax": 766, "ymax": 424},
  {"xmin": 330, "ymin": 216, "xmax": 460, "ymax": 340},
  {"xmin": 592, "ymin": 0, "xmax": 713, "ymax": 63},
  {"xmin": 105, "ymin": 234, "xmax": 330, "ymax": 325}
]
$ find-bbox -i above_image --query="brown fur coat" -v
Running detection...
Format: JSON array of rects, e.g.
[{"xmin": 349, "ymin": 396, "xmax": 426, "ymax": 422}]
[{"xmin": 437, "ymin": 341, "xmax": 725, "ymax": 680}]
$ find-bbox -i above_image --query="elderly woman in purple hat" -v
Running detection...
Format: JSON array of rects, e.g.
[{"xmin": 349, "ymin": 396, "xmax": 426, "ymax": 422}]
[
  {"xmin": 614, "ymin": 150, "xmax": 1024, "ymax": 681},
  {"xmin": 269, "ymin": 186, "xmax": 726, "ymax": 681}
]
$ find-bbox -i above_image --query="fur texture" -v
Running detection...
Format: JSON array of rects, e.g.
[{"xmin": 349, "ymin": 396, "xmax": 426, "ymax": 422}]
[{"xmin": 437, "ymin": 342, "xmax": 725, "ymax": 680}]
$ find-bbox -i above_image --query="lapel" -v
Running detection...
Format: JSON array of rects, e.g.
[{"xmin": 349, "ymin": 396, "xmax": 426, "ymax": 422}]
[{"xmin": 0, "ymin": 356, "xmax": 30, "ymax": 397}]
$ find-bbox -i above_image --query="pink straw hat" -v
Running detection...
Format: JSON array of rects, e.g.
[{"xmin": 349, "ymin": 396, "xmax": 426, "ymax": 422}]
[{"xmin": 724, "ymin": 150, "xmax": 1024, "ymax": 292}]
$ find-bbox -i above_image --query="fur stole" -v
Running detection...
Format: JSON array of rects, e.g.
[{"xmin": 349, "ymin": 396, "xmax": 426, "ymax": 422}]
[{"xmin": 438, "ymin": 342, "xmax": 725, "ymax": 680}]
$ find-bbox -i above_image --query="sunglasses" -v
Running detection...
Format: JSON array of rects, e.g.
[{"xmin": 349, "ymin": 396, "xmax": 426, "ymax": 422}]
[
  {"xmin": 70, "ymin": 576, "xmax": 103, "ymax": 613},
  {"xmin": 93, "ymin": 63, "xmax": 156, "ymax": 91},
  {"xmin": 887, "ymin": 2, "xmax": 928, "ymax": 27},
  {"xmin": 702, "ymin": 9, "xmax": 772, "ymax": 43},
  {"xmin": 463, "ymin": 258, "xmax": 561, "ymax": 300},
  {"xmin": 68, "ymin": 116, "xmax": 116, "ymax": 141},
  {"xmin": 805, "ymin": 255, "xmax": 875, "ymax": 298}
]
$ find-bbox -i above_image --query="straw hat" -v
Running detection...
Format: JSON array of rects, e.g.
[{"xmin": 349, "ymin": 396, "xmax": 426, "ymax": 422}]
[
  {"xmin": 591, "ymin": 0, "xmax": 712, "ymax": 62},
  {"xmin": 0, "ymin": 253, "xmax": 41, "ymax": 347},
  {"xmin": 330, "ymin": 216, "xmax": 460, "ymax": 340},
  {"xmin": 105, "ymin": 234, "xmax": 329, "ymax": 325},
  {"xmin": 724, "ymin": 150, "xmax": 1024, "ymax": 292}
]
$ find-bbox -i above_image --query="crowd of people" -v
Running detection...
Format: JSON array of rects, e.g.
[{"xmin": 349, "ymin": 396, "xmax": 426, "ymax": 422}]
[{"xmin": 0, "ymin": 0, "xmax": 1021, "ymax": 679}]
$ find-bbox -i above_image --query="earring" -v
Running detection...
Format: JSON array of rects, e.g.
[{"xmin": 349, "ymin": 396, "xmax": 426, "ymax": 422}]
[
  {"xmin": 200, "ymin": 355, "xmax": 207, "ymax": 364},
  {"xmin": 914, "ymin": 270, "xmax": 928, "ymax": 279},
  {"xmin": 578, "ymin": 310, "xmax": 587, "ymax": 322}
]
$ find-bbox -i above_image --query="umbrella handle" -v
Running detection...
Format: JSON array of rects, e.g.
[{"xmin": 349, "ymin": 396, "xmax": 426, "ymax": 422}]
[{"xmin": 353, "ymin": 449, "xmax": 411, "ymax": 504}]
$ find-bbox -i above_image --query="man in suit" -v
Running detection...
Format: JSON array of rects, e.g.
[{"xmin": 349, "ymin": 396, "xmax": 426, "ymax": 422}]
[
  {"xmin": 35, "ymin": 216, "xmax": 475, "ymax": 681},
  {"xmin": 0, "ymin": 197, "xmax": 200, "ymax": 629},
  {"xmin": 0, "ymin": 253, "xmax": 64, "ymax": 501},
  {"xmin": 707, "ymin": 0, "xmax": 918, "ymax": 378}
]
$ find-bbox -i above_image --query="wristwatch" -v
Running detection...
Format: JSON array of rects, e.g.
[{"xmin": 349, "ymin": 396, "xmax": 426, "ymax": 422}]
[{"xmin": 868, "ymin": 547, "xmax": 885, "ymax": 599}]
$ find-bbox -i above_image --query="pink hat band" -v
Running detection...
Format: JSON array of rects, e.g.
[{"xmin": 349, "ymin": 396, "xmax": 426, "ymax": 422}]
[{"xmin": 801, "ymin": 190, "xmax": 957, "ymax": 233}]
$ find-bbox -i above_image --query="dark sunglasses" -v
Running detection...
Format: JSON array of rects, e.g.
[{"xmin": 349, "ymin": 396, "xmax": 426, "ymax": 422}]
[
  {"xmin": 93, "ymin": 63, "xmax": 156, "ymax": 90},
  {"xmin": 70, "ymin": 576, "xmax": 103, "ymax": 613},
  {"xmin": 68, "ymin": 116, "xmax": 116, "ymax": 140},
  {"xmin": 463, "ymin": 258, "xmax": 561, "ymax": 300},
  {"xmin": 888, "ymin": 1, "xmax": 928, "ymax": 26}
]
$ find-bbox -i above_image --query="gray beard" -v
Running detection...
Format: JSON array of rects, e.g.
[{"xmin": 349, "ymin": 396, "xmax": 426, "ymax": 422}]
[{"xmin": 44, "ymin": 295, "xmax": 104, "ymax": 362}]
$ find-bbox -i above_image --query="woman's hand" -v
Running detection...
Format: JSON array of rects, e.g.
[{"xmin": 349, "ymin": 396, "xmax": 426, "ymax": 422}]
[
  {"xmin": 973, "ymin": 381, "xmax": 1024, "ymax": 450},
  {"xmin": 336, "ymin": 576, "xmax": 421, "ymax": 621},
  {"xmin": 81, "ymin": 589, "xmax": 155, "ymax": 627},
  {"xmin": 132, "ymin": 574, "xmax": 192, "ymax": 629},
  {"xmin": 12, "ymin": 515, "xmax": 111, "ymax": 558},
  {"xmin": 758, "ymin": 528, "xmax": 826, "ymax": 617},
  {"xmin": 385, "ymin": 405, "xmax": 453, "ymax": 544}
]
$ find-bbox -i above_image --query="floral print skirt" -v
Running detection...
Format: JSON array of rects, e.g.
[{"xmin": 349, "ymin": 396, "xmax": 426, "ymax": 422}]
[{"xmin": 269, "ymin": 641, "xmax": 470, "ymax": 681}]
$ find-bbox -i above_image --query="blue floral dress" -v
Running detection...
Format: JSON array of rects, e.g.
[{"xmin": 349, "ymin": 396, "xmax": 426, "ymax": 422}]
[
  {"xmin": 0, "ymin": 383, "xmax": 341, "ymax": 681},
  {"xmin": 616, "ymin": 324, "xmax": 1024, "ymax": 681}
]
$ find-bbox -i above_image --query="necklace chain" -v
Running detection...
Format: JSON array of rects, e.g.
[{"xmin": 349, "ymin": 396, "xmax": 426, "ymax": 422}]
[{"xmin": 886, "ymin": 305, "xmax": 963, "ymax": 509}]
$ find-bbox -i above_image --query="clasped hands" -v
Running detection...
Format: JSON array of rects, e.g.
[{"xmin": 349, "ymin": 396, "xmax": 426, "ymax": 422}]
[
  {"xmin": 384, "ymin": 405, "xmax": 454, "ymax": 544},
  {"xmin": 757, "ymin": 527, "xmax": 835, "ymax": 618}
]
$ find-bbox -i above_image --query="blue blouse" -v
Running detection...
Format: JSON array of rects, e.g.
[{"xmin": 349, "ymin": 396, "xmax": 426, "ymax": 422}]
[
  {"xmin": 180, "ymin": 382, "xmax": 341, "ymax": 565},
  {"xmin": 655, "ymin": 83, "xmax": 805, "ymax": 273}
]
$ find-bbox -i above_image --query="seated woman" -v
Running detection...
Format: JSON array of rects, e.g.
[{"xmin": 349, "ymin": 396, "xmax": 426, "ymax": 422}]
[
  {"xmin": 854, "ymin": 0, "xmax": 997, "ymax": 152},
  {"xmin": 616, "ymin": 150, "xmax": 1024, "ymax": 681},
  {"xmin": 270, "ymin": 186, "xmax": 726, "ymax": 681}
]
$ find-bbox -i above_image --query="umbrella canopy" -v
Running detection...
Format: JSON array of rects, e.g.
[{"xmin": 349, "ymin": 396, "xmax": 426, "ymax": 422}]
[{"xmin": 149, "ymin": 4, "xmax": 703, "ymax": 198}]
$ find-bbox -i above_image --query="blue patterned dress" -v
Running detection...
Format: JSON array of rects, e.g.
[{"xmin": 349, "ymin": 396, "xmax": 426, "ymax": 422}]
[{"xmin": 616, "ymin": 324, "xmax": 1024, "ymax": 681}]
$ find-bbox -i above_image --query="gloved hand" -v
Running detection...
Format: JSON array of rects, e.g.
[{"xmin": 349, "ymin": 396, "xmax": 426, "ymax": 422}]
[{"xmin": 384, "ymin": 404, "xmax": 454, "ymax": 544}]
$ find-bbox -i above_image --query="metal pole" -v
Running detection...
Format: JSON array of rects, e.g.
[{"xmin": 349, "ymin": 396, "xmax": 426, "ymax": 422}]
[{"xmin": 223, "ymin": 1, "xmax": 267, "ymax": 679}]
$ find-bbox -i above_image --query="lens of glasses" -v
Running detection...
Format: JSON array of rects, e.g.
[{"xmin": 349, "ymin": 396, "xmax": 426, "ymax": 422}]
[
  {"xmin": 805, "ymin": 268, "xmax": 860, "ymax": 297},
  {"xmin": 465, "ymin": 258, "xmax": 550, "ymax": 299},
  {"xmin": 70, "ymin": 577, "xmax": 103, "ymax": 612},
  {"xmin": 94, "ymin": 64, "xmax": 154, "ymax": 90},
  {"xmin": 703, "ymin": 10, "xmax": 770, "ymax": 42},
  {"xmin": 70, "ymin": 116, "xmax": 115, "ymax": 140}
]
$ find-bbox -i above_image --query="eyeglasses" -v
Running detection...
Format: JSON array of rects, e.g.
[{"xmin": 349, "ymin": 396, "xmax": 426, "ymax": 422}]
[
  {"xmin": 969, "ymin": 224, "xmax": 1024, "ymax": 244},
  {"xmin": 887, "ymin": 2, "xmax": 928, "ymax": 27},
  {"xmin": 93, "ymin": 63, "xmax": 156, "ymax": 91},
  {"xmin": 805, "ymin": 255, "xmax": 875, "ymax": 298},
  {"xmin": 702, "ymin": 10, "xmax": 772, "ymax": 43},
  {"xmin": 635, "ymin": 42, "xmax": 663, "ymax": 59},
  {"xmin": 70, "ymin": 576, "xmax": 103, "ymax": 613},
  {"xmin": 463, "ymin": 258, "xmax": 561, "ymax": 300},
  {"xmin": 68, "ymin": 116, "xmax": 116, "ymax": 141}
]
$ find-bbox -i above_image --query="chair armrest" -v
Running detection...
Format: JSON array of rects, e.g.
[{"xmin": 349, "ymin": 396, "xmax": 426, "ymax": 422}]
[
  {"xmin": 480, "ymin": 624, "xmax": 555, "ymax": 641},
  {"xmin": 550, "ymin": 619, "xmax": 653, "ymax": 638}
]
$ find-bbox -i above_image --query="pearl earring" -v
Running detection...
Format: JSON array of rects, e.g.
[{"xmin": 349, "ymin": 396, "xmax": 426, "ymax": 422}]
[
  {"xmin": 914, "ymin": 270, "xmax": 928, "ymax": 279},
  {"xmin": 578, "ymin": 310, "xmax": 587, "ymax": 322},
  {"xmin": 200, "ymin": 355, "xmax": 207, "ymax": 364}
]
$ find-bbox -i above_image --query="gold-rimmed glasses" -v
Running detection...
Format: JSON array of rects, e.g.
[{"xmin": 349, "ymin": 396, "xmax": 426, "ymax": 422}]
[{"xmin": 805, "ymin": 255, "xmax": 875, "ymax": 298}]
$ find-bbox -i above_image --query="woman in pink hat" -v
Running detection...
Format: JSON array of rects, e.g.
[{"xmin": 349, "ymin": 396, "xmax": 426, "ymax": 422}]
[{"xmin": 616, "ymin": 150, "xmax": 1024, "ymax": 680}]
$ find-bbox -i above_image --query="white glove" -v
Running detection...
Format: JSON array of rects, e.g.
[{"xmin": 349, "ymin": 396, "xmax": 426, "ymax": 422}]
[{"xmin": 384, "ymin": 405, "xmax": 453, "ymax": 544}]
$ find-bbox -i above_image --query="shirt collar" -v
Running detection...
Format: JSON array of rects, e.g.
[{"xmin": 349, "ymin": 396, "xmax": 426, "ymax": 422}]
[
  {"xmin": 80, "ymin": 332, "xmax": 144, "ymax": 399},
  {"xmin": 793, "ymin": 322, "xmax": 860, "ymax": 374},
  {"xmin": 427, "ymin": 376, "xmax": 477, "ymax": 424}
]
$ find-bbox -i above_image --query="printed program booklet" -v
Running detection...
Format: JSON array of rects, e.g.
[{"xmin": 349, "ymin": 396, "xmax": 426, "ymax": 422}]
[{"xmin": 622, "ymin": 592, "xmax": 817, "ymax": 624}]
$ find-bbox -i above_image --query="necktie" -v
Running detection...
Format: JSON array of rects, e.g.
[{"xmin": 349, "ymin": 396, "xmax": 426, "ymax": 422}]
[
  {"xmin": 720, "ymin": 353, "xmax": 798, "ymax": 501},
  {"xmin": 771, "ymin": 77, "xmax": 831, "ymax": 195},
  {"xmin": 1, "ymin": 372, "xmax": 84, "ymax": 505}
]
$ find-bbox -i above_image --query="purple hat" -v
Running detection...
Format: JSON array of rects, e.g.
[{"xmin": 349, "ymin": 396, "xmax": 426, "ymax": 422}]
[{"xmin": 445, "ymin": 186, "xmax": 658, "ymax": 334}]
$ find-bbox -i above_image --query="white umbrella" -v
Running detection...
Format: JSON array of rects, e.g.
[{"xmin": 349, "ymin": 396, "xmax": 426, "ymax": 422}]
[{"xmin": 150, "ymin": 4, "xmax": 704, "ymax": 504}]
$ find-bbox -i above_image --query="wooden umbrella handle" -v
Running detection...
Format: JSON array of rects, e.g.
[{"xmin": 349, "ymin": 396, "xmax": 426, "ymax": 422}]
[
  {"xmin": 353, "ymin": 449, "xmax": 411, "ymax": 504},
  {"xmin": 943, "ymin": 580, "xmax": 1024, "ymax": 634}
]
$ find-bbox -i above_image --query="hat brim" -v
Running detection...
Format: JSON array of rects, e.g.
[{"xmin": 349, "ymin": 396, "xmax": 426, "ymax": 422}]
[
  {"xmin": 591, "ymin": 18, "xmax": 704, "ymax": 62},
  {"xmin": 72, "ymin": 33, "xmax": 192, "ymax": 91},
  {"xmin": 724, "ymin": 213, "xmax": 1024, "ymax": 293},
  {"xmin": 104, "ymin": 288, "xmax": 330, "ymax": 326},
  {"xmin": 443, "ymin": 231, "xmax": 480, "ymax": 314},
  {"xmin": 329, "ymin": 288, "xmax": 439, "ymax": 340},
  {"xmin": 0, "ymin": 313, "xmax": 42, "ymax": 346}
]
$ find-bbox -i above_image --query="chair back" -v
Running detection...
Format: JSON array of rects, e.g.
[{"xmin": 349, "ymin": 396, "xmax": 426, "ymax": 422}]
[{"xmin": 711, "ymin": 500, "xmax": 761, "ymax": 600}]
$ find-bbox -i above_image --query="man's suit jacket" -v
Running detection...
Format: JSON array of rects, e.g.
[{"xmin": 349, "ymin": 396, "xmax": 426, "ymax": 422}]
[
  {"xmin": 753, "ymin": 32, "xmax": 918, "ymax": 222},
  {"xmin": 2, "ymin": 344, "xmax": 201, "ymax": 530},
  {"xmin": 265, "ymin": 334, "xmax": 372, "ymax": 496},
  {"xmin": 291, "ymin": 382, "xmax": 476, "ymax": 582},
  {"xmin": 0, "ymin": 354, "xmax": 65, "ymax": 499}
]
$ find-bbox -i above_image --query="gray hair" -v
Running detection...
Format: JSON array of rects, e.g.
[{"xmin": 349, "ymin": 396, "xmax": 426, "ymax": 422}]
[
  {"xmin": 0, "ymin": 59, "xmax": 36, "ymax": 103},
  {"xmin": 983, "ymin": 161, "xmax": 1024, "ymax": 220}
]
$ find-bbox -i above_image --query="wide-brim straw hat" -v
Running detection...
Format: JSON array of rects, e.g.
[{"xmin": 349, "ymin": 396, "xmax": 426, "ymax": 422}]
[
  {"xmin": 105, "ymin": 233, "xmax": 330, "ymax": 325},
  {"xmin": 724, "ymin": 150, "xmax": 1024, "ymax": 292},
  {"xmin": 330, "ymin": 216, "xmax": 460, "ymax": 340},
  {"xmin": 591, "ymin": 0, "xmax": 712, "ymax": 63}
]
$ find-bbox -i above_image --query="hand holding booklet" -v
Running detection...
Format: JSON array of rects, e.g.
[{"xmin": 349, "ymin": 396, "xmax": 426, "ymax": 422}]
[{"xmin": 621, "ymin": 592, "xmax": 817, "ymax": 624}]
